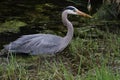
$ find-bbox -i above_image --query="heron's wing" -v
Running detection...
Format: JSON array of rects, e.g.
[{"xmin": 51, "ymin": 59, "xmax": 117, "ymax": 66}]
[
  {"xmin": 4, "ymin": 34, "xmax": 42, "ymax": 50},
  {"xmin": 4, "ymin": 34, "xmax": 62, "ymax": 54},
  {"xmin": 23, "ymin": 34, "xmax": 62, "ymax": 54}
]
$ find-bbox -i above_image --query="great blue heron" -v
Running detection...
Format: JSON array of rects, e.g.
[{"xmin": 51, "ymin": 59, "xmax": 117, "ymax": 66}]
[{"xmin": 2, "ymin": 6, "xmax": 92, "ymax": 55}]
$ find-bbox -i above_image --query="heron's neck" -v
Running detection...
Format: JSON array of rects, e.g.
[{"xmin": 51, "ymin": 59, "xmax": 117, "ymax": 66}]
[{"xmin": 62, "ymin": 11, "xmax": 74, "ymax": 44}]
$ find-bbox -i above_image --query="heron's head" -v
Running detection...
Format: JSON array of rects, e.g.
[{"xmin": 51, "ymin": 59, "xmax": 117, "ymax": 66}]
[{"xmin": 64, "ymin": 6, "xmax": 92, "ymax": 18}]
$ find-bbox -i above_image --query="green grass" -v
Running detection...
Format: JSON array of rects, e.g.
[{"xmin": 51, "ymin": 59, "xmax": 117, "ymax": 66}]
[
  {"xmin": 84, "ymin": 65, "xmax": 120, "ymax": 80},
  {"xmin": 0, "ymin": 27, "xmax": 120, "ymax": 80}
]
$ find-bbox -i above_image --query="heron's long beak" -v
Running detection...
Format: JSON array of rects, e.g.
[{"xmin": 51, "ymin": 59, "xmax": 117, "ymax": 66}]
[{"xmin": 76, "ymin": 10, "xmax": 92, "ymax": 18}]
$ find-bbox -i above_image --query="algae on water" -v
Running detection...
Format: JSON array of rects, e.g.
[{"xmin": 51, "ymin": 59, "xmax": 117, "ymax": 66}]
[{"xmin": 0, "ymin": 20, "xmax": 27, "ymax": 33}]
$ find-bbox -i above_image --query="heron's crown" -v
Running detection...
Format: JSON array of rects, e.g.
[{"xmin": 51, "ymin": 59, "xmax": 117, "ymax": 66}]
[{"xmin": 64, "ymin": 6, "xmax": 76, "ymax": 11}]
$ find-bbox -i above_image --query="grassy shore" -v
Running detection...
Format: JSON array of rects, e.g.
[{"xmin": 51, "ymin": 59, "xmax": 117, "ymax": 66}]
[{"xmin": 0, "ymin": 26, "xmax": 120, "ymax": 80}]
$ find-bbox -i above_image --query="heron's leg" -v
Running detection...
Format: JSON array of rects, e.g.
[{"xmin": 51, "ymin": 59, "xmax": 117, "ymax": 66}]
[{"xmin": 0, "ymin": 49, "xmax": 6, "ymax": 56}]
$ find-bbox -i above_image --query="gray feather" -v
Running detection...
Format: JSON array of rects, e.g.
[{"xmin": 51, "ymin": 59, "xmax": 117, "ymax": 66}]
[{"xmin": 4, "ymin": 34, "xmax": 63, "ymax": 55}]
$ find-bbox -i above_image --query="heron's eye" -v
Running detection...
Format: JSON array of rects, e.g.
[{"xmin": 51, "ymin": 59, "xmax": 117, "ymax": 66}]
[{"xmin": 73, "ymin": 9, "xmax": 76, "ymax": 12}]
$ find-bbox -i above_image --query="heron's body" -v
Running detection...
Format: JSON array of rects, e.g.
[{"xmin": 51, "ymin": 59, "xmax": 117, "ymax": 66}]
[
  {"xmin": 4, "ymin": 34, "xmax": 64, "ymax": 55},
  {"xmin": 2, "ymin": 6, "xmax": 92, "ymax": 55}
]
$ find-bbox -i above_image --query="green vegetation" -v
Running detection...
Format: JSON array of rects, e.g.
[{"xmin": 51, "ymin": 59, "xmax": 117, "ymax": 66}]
[
  {"xmin": 0, "ymin": 26, "xmax": 120, "ymax": 79},
  {"xmin": 0, "ymin": 20, "xmax": 27, "ymax": 33},
  {"xmin": 94, "ymin": 0, "xmax": 120, "ymax": 20},
  {"xmin": 0, "ymin": 0, "xmax": 120, "ymax": 80}
]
